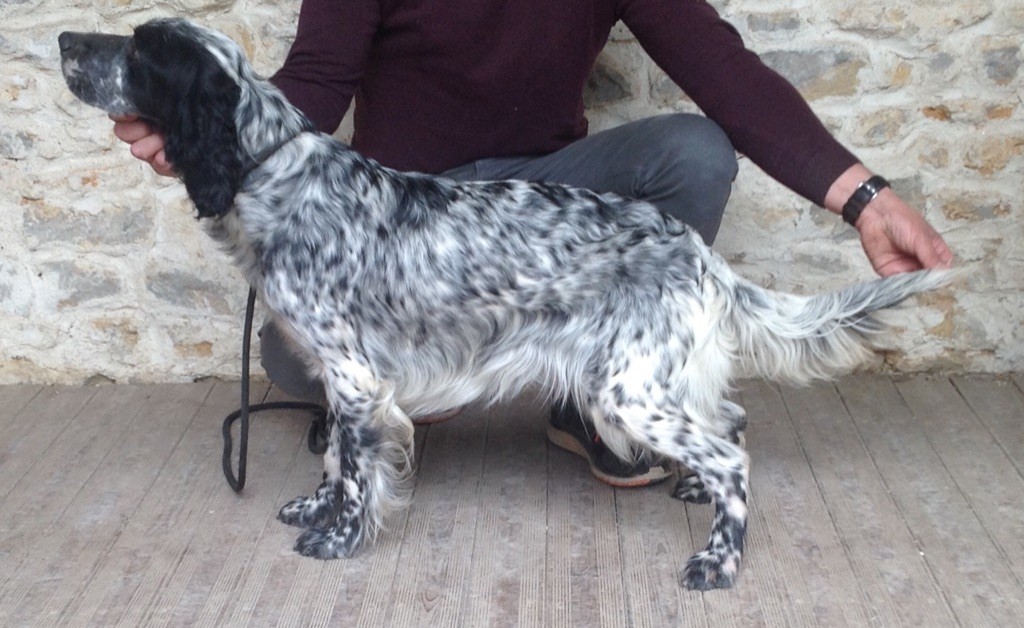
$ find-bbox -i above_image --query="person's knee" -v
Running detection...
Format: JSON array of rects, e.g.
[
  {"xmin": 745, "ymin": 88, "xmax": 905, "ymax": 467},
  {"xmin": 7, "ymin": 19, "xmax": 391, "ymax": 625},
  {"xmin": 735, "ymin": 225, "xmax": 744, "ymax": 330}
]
[
  {"xmin": 259, "ymin": 319, "xmax": 325, "ymax": 403},
  {"xmin": 651, "ymin": 114, "xmax": 737, "ymax": 193},
  {"xmin": 633, "ymin": 115, "xmax": 736, "ymax": 244}
]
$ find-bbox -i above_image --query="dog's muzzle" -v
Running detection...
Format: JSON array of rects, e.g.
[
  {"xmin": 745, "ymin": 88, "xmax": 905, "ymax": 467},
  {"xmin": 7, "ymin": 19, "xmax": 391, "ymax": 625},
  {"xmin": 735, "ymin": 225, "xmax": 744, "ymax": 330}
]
[{"xmin": 59, "ymin": 31, "xmax": 136, "ymax": 116}]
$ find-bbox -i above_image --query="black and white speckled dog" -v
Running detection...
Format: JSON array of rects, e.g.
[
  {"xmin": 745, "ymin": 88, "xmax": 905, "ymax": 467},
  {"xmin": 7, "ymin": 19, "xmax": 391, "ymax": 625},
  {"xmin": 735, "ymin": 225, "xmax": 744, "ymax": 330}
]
[{"xmin": 60, "ymin": 18, "xmax": 948, "ymax": 590}]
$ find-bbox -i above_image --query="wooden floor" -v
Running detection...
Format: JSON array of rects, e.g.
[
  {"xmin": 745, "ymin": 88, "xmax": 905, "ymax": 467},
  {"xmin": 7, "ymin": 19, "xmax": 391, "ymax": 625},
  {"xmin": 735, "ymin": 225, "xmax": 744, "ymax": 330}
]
[{"xmin": 1, "ymin": 374, "xmax": 1022, "ymax": 627}]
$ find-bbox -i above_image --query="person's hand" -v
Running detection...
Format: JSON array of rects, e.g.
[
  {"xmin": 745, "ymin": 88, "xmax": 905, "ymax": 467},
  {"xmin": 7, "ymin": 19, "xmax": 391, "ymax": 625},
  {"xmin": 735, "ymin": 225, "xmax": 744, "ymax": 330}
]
[
  {"xmin": 854, "ymin": 190, "xmax": 953, "ymax": 277},
  {"xmin": 109, "ymin": 114, "xmax": 176, "ymax": 177},
  {"xmin": 825, "ymin": 164, "xmax": 953, "ymax": 277}
]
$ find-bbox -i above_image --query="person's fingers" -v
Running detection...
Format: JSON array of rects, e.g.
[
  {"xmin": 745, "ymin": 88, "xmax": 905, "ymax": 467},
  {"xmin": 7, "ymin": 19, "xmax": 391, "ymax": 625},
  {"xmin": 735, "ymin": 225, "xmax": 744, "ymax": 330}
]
[
  {"xmin": 113, "ymin": 118, "xmax": 155, "ymax": 144},
  {"xmin": 933, "ymin": 236, "xmax": 954, "ymax": 267},
  {"xmin": 151, "ymin": 149, "xmax": 177, "ymax": 177},
  {"xmin": 107, "ymin": 114, "xmax": 177, "ymax": 177},
  {"xmin": 881, "ymin": 257, "xmax": 923, "ymax": 276},
  {"xmin": 129, "ymin": 133, "xmax": 166, "ymax": 162},
  {"xmin": 911, "ymin": 229, "xmax": 944, "ymax": 269},
  {"xmin": 903, "ymin": 215, "xmax": 954, "ymax": 271}
]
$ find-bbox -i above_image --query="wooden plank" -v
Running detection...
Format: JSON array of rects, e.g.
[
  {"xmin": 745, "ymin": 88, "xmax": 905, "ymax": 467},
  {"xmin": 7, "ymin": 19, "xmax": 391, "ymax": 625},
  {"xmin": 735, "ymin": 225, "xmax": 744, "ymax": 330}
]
[
  {"xmin": 0, "ymin": 384, "xmax": 152, "ymax": 541},
  {"xmin": 460, "ymin": 395, "xmax": 548, "ymax": 626},
  {"xmin": 895, "ymin": 376, "xmax": 1024, "ymax": 590},
  {"xmin": 51, "ymin": 381, "xmax": 237, "ymax": 625},
  {"xmin": 517, "ymin": 419, "xmax": 547, "ymax": 628},
  {"xmin": 385, "ymin": 404, "xmax": 489, "ymax": 626},
  {"xmin": 0, "ymin": 386, "xmax": 100, "ymax": 585},
  {"xmin": 171, "ymin": 384, "xmax": 305, "ymax": 627},
  {"xmin": 738, "ymin": 381, "xmax": 838, "ymax": 627},
  {"xmin": 1, "ymin": 376, "xmax": 1016, "ymax": 623},
  {"xmin": 615, "ymin": 475, "xmax": 703, "ymax": 627},
  {"xmin": 0, "ymin": 386, "xmax": 98, "ymax": 501},
  {"xmin": 951, "ymin": 374, "xmax": 1024, "ymax": 478},
  {"xmin": 544, "ymin": 412, "xmax": 627, "ymax": 626},
  {"xmin": 544, "ymin": 417, "xmax": 574, "ymax": 627},
  {"xmin": 594, "ymin": 485, "xmax": 627, "ymax": 628},
  {"xmin": 838, "ymin": 374, "xmax": 1024, "ymax": 626},
  {"xmin": 0, "ymin": 385, "xmax": 42, "ymax": 431},
  {"xmin": 107, "ymin": 381, "xmax": 289, "ymax": 628},
  {"xmin": 30, "ymin": 381, "xmax": 223, "ymax": 625},
  {"xmin": 0, "ymin": 382, "xmax": 215, "ymax": 626},
  {"xmin": 754, "ymin": 382, "xmax": 874, "ymax": 626},
  {"xmin": 780, "ymin": 380, "xmax": 942, "ymax": 627}
]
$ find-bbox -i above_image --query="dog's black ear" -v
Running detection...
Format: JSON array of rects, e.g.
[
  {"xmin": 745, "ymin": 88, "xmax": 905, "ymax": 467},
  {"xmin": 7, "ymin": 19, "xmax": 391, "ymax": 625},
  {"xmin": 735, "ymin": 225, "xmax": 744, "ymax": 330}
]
[{"xmin": 162, "ymin": 60, "xmax": 243, "ymax": 219}]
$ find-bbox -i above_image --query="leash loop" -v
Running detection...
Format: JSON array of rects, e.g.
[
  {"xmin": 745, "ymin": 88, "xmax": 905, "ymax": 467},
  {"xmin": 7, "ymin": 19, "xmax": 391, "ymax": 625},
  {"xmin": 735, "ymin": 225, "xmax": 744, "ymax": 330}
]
[{"xmin": 221, "ymin": 287, "xmax": 329, "ymax": 493}]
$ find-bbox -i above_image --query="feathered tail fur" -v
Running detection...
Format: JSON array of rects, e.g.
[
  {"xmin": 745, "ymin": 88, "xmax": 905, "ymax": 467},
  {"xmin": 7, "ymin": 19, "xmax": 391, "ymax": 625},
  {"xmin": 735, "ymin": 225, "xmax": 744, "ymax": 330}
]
[{"xmin": 721, "ymin": 267, "xmax": 951, "ymax": 385}]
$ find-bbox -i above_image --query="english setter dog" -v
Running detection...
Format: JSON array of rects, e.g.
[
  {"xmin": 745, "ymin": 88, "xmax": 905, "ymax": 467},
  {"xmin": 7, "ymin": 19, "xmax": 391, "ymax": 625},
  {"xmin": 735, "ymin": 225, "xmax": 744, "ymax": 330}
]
[{"xmin": 60, "ymin": 18, "xmax": 948, "ymax": 590}]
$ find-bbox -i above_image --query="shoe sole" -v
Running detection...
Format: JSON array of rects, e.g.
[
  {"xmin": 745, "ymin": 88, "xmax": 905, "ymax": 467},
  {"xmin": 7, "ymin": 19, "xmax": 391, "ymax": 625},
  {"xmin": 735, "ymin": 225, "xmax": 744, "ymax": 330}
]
[
  {"xmin": 411, "ymin": 406, "xmax": 463, "ymax": 425},
  {"xmin": 546, "ymin": 425, "xmax": 672, "ymax": 488}
]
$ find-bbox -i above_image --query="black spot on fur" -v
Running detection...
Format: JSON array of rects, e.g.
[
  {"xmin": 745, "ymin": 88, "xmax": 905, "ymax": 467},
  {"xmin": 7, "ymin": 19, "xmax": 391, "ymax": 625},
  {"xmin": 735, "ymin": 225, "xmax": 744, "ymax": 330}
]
[
  {"xmin": 611, "ymin": 383, "xmax": 627, "ymax": 405},
  {"xmin": 392, "ymin": 175, "xmax": 455, "ymax": 228}
]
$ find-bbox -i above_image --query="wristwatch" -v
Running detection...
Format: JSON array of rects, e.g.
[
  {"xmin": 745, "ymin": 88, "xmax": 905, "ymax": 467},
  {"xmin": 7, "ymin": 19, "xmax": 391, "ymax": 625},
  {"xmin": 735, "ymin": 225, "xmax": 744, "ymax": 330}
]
[{"xmin": 842, "ymin": 175, "xmax": 890, "ymax": 226}]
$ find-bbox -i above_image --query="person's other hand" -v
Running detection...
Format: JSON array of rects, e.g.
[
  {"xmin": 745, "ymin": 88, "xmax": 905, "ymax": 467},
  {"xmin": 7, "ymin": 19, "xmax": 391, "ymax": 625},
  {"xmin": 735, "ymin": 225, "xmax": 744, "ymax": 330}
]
[
  {"xmin": 855, "ymin": 190, "xmax": 954, "ymax": 277},
  {"xmin": 825, "ymin": 164, "xmax": 953, "ymax": 277},
  {"xmin": 110, "ymin": 114, "xmax": 176, "ymax": 177}
]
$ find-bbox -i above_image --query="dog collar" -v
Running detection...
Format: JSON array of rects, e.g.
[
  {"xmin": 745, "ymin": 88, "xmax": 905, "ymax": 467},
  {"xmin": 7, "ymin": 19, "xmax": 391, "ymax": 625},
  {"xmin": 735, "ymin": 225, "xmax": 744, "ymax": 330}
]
[{"xmin": 242, "ymin": 129, "xmax": 316, "ymax": 176}]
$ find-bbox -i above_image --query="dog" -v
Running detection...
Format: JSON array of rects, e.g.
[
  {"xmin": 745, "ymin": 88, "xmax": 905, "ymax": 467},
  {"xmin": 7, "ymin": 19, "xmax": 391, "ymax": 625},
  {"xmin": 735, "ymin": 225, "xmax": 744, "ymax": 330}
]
[{"xmin": 59, "ymin": 18, "xmax": 948, "ymax": 590}]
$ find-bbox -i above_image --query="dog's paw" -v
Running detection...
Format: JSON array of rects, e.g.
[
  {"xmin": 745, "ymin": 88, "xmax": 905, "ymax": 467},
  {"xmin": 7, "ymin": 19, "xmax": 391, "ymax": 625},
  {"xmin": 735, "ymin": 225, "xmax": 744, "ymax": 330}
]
[
  {"xmin": 680, "ymin": 550, "xmax": 739, "ymax": 590},
  {"xmin": 278, "ymin": 496, "xmax": 319, "ymax": 528},
  {"xmin": 293, "ymin": 519, "xmax": 365, "ymax": 559},
  {"xmin": 277, "ymin": 485, "xmax": 337, "ymax": 528},
  {"xmin": 672, "ymin": 475, "xmax": 712, "ymax": 504}
]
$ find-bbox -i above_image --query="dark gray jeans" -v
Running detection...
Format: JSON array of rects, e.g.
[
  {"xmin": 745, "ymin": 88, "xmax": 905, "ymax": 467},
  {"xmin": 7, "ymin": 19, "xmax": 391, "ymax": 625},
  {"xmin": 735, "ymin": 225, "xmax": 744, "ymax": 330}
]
[{"xmin": 260, "ymin": 113, "xmax": 738, "ymax": 402}]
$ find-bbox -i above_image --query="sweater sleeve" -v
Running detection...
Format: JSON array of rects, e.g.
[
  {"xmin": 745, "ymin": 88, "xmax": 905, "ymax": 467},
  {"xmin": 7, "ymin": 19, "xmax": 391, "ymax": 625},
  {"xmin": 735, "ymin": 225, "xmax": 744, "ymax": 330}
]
[
  {"xmin": 617, "ymin": 0, "xmax": 858, "ymax": 206},
  {"xmin": 269, "ymin": 0, "xmax": 380, "ymax": 134}
]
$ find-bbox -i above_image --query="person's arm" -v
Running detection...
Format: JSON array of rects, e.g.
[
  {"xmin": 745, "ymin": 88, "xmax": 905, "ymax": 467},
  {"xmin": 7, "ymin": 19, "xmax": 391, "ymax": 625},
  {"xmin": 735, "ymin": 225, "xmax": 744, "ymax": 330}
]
[
  {"xmin": 269, "ymin": 0, "xmax": 379, "ymax": 133},
  {"xmin": 112, "ymin": 0, "xmax": 379, "ymax": 175},
  {"xmin": 618, "ymin": 0, "xmax": 952, "ymax": 275}
]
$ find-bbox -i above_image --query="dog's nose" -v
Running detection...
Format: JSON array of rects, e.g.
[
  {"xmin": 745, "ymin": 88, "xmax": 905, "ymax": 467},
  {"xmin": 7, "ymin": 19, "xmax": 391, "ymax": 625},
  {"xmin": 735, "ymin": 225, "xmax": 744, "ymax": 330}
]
[{"xmin": 58, "ymin": 32, "xmax": 77, "ymax": 54}]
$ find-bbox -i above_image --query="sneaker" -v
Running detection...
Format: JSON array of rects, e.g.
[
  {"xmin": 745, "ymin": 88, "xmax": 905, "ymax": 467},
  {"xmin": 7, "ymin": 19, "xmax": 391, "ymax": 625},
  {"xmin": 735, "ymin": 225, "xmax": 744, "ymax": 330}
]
[{"xmin": 547, "ymin": 403, "xmax": 672, "ymax": 488}]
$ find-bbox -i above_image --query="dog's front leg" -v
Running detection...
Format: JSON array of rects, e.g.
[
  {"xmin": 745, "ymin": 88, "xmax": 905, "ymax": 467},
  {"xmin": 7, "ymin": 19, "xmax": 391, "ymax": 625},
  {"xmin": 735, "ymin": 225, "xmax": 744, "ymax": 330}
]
[
  {"xmin": 278, "ymin": 358, "xmax": 413, "ymax": 559},
  {"xmin": 290, "ymin": 413, "xmax": 373, "ymax": 559}
]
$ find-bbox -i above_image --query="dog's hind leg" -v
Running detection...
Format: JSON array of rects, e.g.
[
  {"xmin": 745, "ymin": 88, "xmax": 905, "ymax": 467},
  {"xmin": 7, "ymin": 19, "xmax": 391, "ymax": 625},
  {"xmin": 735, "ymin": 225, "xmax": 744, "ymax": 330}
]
[
  {"xmin": 668, "ymin": 430, "xmax": 748, "ymax": 590},
  {"xmin": 278, "ymin": 358, "xmax": 414, "ymax": 559},
  {"xmin": 672, "ymin": 399, "xmax": 747, "ymax": 504},
  {"xmin": 612, "ymin": 402, "xmax": 749, "ymax": 590}
]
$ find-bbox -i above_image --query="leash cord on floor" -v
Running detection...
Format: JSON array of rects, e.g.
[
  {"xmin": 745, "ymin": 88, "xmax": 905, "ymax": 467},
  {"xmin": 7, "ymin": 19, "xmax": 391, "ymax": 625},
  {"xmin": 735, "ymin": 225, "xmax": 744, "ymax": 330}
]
[{"xmin": 222, "ymin": 287, "xmax": 329, "ymax": 493}]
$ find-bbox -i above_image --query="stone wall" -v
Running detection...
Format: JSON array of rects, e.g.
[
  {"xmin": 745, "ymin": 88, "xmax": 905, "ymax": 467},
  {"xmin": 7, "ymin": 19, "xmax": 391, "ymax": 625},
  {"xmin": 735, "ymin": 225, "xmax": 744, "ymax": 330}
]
[{"xmin": 2, "ymin": 0, "xmax": 1021, "ymax": 384}]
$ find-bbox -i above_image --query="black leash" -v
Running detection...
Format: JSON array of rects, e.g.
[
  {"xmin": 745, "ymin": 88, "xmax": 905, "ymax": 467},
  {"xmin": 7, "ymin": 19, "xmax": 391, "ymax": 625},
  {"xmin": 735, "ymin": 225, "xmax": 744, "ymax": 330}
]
[{"xmin": 221, "ymin": 287, "xmax": 329, "ymax": 493}]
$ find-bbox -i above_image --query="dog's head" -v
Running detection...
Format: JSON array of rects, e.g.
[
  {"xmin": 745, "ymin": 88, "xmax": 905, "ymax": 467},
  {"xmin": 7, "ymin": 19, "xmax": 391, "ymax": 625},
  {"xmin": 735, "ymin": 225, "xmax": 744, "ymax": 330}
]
[{"xmin": 60, "ymin": 18, "xmax": 312, "ymax": 218}]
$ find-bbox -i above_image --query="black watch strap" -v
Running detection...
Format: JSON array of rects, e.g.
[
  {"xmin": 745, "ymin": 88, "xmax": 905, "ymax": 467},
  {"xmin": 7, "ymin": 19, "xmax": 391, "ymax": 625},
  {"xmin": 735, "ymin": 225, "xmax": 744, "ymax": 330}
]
[{"xmin": 842, "ymin": 175, "xmax": 890, "ymax": 226}]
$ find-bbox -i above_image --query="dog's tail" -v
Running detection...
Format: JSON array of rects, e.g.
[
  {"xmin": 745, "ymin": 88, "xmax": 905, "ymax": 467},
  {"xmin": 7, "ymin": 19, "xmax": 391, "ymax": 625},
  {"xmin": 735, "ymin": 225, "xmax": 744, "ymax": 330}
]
[{"xmin": 720, "ymin": 265, "xmax": 952, "ymax": 385}]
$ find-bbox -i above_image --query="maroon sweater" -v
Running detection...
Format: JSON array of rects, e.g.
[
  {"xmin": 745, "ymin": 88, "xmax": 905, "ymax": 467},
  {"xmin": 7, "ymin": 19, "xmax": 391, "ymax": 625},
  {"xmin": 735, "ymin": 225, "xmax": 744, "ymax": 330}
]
[{"xmin": 271, "ymin": 0, "xmax": 858, "ymax": 206}]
